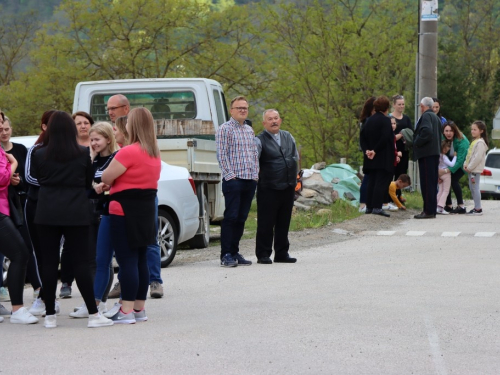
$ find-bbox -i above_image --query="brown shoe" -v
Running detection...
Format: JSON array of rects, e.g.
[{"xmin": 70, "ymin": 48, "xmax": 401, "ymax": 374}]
[
  {"xmin": 107, "ymin": 282, "xmax": 121, "ymax": 299},
  {"xmin": 150, "ymin": 281, "xmax": 164, "ymax": 299}
]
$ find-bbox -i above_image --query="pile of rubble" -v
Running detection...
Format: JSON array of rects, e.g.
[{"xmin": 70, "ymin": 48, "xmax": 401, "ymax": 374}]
[{"xmin": 294, "ymin": 162, "xmax": 340, "ymax": 211}]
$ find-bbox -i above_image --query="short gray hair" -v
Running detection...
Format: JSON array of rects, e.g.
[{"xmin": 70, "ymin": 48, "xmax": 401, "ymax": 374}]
[
  {"xmin": 262, "ymin": 109, "xmax": 280, "ymax": 121},
  {"xmin": 420, "ymin": 97, "xmax": 434, "ymax": 108}
]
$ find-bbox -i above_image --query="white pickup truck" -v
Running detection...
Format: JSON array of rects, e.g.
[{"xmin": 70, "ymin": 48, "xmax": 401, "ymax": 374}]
[{"xmin": 73, "ymin": 78, "xmax": 227, "ymax": 252}]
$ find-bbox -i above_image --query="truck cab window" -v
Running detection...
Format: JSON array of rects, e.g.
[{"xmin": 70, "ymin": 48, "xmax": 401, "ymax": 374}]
[{"xmin": 90, "ymin": 91, "xmax": 197, "ymax": 122}]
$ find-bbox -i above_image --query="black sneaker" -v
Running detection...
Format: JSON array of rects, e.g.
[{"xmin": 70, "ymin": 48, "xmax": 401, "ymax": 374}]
[
  {"xmin": 220, "ymin": 253, "xmax": 237, "ymax": 267},
  {"xmin": 443, "ymin": 206, "xmax": 452, "ymax": 213},
  {"xmin": 450, "ymin": 206, "xmax": 466, "ymax": 214},
  {"xmin": 466, "ymin": 208, "xmax": 483, "ymax": 216},
  {"xmin": 233, "ymin": 253, "xmax": 252, "ymax": 266}
]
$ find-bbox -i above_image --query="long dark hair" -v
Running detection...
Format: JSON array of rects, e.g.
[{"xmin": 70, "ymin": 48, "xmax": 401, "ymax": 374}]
[
  {"xmin": 43, "ymin": 111, "xmax": 84, "ymax": 162},
  {"xmin": 360, "ymin": 96, "xmax": 376, "ymax": 123},
  {"xmin": 35, "ymin": 110, "xmax": 57, "ymax": 145},
  {"xmin": 432, "ymin": 98, "xmax": 442, "ymax": 117}
]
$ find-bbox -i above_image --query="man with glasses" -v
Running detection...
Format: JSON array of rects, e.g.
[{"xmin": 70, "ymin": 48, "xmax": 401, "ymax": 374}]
[
  {"xmin": 106, "ymin": 95, "xmax": 130, "ymax": 123},
  {"xmin": 104, "ymin": 94, "xmax": 165, "ymax": 300},
  {"xmin": 216, "ymin": 96, "xmax": 259, "ymax": 267}
]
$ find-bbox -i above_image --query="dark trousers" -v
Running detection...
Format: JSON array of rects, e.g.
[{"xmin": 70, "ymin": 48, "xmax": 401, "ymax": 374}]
[
  {"xmin": 0, "ymin": 213, "xmax": 29, "ymax": 306},
  {"xmin": 25, "ymin": 198, "xmax": 44, "ymax": 300},
  {"xmin": 110, "ymin": 215, "xmax": 149, "ymax": 301},
  {"xmin": 37, "ymin": 224, "xmax": 97, "ymax": 316},
  {"xmin": 359, "ymin": 174, "xmax": 369, "ymax": 204},
  {"xmin": 60, "ymin": 219, "xmax": 98, "ymax": 286},
  {"xmin": 418, "ymin": 155, "xmax": 439, "ymax": 215},
  {"xmin": 255, "ymin": 186, "xmax": 295, "ymax": 260},
  {"xmin": 366, "ymin": 169, "xmax": 393, "ymax": 209},
  {"xmin": 446, "ymin": 168, "xmax": 465, "ymax": 206},
  {"xmin": 220, "ymin": 179, "xmax": 257, "ymax": 257}
]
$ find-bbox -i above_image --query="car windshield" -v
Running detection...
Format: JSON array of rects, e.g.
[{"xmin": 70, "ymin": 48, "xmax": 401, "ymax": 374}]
[{"xmin": 485, "ymin": 153, "xmax": 500, "ymax": 169}]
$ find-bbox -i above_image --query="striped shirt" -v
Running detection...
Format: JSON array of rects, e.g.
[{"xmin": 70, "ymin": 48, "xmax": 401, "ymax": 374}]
[{"xmin": 216, "ymin": 117, "xmax": 259, "ymax": 180}]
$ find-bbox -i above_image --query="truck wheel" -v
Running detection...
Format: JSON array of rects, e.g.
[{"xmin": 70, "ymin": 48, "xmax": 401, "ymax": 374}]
[
  {"xmin": 158, "ymin": 209, "xmax": 178, "ymax": 267},
  {"xmin": 188, "ymin": 195, "xmax": 210, "ymax": 249}
]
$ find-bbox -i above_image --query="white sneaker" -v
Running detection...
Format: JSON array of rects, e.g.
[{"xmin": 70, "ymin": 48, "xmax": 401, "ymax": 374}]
[
  {"xmin": 44, "ymin": 315, "xmax": 57, "ymax": 328},
  {"xmin": 30, "ymin": 299, "xmax": 60, "ymax": 317},
  {"xmin": 387, "ymin": 203, "xmax": 399, "ymax": 212},
  {"xmin": 382, "ymin": 204, "xmax": 390, "ymax": 210},
  {"xmin": 104, "ymin": 302, "xmax": 121, "ymax": 318},
  {"xmin": 88, "ymin": 313, "xmax": 114, "ymax": 328},
  {"xmin": 98, "ymin": 301, "xmax": 107, "ymax": 314},
  {"xmin": 29, "ymin": 298, "xmax": 45, "ymax": 316},
  {"xmin": 33, "ymin": 288, "xmax": 40, "ymax": 299},
  {"xmin": 10, "ymin": 307, "xmax": 39, "ymax": 324},
  {"xmin": 0, "ymin": 316, "xmax": 4, "ymax": 323},
  {"xmin": 359, "ymin": 206, "xmax": 366, "ymax": 213},
  {"xmin": 69, "ymin": 304, "xmax": 89, "ymax": 318},
  {"xmin": 437, "ymin": 207, "xmax": 450, "ymax": 215}
]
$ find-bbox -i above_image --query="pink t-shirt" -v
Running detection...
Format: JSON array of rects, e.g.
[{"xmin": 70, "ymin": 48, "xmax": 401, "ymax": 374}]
[
  {"xmin": 0, "ymin": 148, "xmax": 12, "ymax": 216},
  {"xmin": 109, "ymin": 143, "xmax": 161, "ymax": 216}
]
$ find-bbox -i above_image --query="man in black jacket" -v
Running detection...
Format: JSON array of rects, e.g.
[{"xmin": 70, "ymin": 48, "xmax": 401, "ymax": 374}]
[
  {"xmin": 254, "ymin": 109, "xmax": 298, "ymax": 264},
  {"xmin": 413, "ymin": 97, "xmax": 441, "ymax": 219}
]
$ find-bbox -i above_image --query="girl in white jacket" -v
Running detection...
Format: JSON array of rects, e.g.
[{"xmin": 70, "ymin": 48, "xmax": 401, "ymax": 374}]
[{"xmin": 463, "ymin": 121, "xmax": 489, "ymax": 215}]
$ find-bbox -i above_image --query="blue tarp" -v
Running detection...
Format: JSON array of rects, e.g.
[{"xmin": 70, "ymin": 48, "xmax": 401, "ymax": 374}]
[{"xmin": 319, "ymin": 164, "xmax": 361, "ymax": 206}]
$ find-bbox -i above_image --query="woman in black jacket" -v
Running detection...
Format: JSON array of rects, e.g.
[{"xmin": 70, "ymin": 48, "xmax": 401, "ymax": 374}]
[
  {"xmin": 31, "ymin": 111, "xmax": 113, "ymax": 329},
  {"xmin": 360, "ymin": 96, "xmax": 395, "ymax": 217}
]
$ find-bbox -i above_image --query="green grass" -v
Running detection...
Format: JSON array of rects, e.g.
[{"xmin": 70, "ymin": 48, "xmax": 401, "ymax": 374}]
[{"xmin": 204, "ymin": 192, "xmax": 425, "ymax": 248}]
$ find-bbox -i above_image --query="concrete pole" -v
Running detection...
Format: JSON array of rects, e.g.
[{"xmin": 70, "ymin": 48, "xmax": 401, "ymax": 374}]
[
  {"xmin": 418, "ymin": 0, "xmax": 438, "ymax": 116},
  {"xmin": 412, "ymin": 1, "xmax": 439, "ymax": 193}
]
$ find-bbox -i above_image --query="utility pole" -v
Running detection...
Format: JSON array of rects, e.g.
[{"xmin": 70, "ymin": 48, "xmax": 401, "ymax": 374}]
[
  {"xmin": 412, "ymin": 0, "xmax": 439, "ymax": 192},
  {"xmin": 417, "ymin": 0, "xmax": 438, "ymax": 116}
]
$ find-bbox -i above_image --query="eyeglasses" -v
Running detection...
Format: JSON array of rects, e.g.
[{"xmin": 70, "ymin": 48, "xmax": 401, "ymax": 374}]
[
  {"xmin": 231, "ymin": 107, "xmax": 249, "ymax": 111},
  {"xmin": 105, "ymin": 105, "xmax": 127, "ymax": 114}
]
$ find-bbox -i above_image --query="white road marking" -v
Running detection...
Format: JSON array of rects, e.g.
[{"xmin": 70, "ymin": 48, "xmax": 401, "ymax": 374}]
[
  {"xmin": 424, "ymin": 315, "xmax": 448, "ymax": 375},
  {"xmin": 441, "ymin": 232, "xmax": 460, "ymax": 237},
  {"xmin": 377, "ymin": 231, "xmax": 396, "ymax": 236},
  {"xmin": 406, "ymin": 231, "xmax": 426, "ymax": 236},
  {"xmin": 474, "ymin": 232, "xmax": 495, "ymax": 237}
]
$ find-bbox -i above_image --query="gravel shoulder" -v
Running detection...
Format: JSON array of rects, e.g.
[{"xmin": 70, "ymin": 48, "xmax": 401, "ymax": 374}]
[{"xmin": 173, "ymin": 208, "xmax": 422, "ymax": 265}]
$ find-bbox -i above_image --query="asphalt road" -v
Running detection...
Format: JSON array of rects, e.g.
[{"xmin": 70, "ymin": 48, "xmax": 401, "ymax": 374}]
[{"xmin": 2, "ymin": 201, "xmax": 500, "ymax": 374}]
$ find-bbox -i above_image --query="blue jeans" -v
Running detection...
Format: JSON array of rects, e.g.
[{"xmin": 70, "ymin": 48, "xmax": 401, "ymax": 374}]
[
  {"xmin": 220, "ymin": 178, "xmax": 257, "ymax": 257},
  {"xmin": 147, "ymin": 196, "xmax": 162, "ymax": 284},
  {"xmin": 93, "ymin": 215, "xmax": 115, "ymax": 301},
  {"xmin": 110, "ymin": 215, "xmax": 149, "ymax": 301}
]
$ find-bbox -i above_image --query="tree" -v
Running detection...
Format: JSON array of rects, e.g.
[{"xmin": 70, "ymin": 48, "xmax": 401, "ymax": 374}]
[
  {"xmin": 438, "ymin": 0, "xmax": 500, "ymax": 138},
  {"xmin": 0, "ymin": 0, "xmax": 269, "ymax": 134},
  {"xmin": 259, "ymin": 0, "xmax": 417, "ymax": 167}
]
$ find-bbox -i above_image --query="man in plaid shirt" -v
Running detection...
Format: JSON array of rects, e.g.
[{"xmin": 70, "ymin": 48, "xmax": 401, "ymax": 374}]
[{"xmin": 216, "ymin": 96, "xmax": 259, "ymax": 267}]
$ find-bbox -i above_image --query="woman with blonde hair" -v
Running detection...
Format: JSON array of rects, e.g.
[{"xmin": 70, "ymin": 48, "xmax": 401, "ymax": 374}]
[
  {"xmin": 70, "ymin": 121, "xmax": 120, "ymax": 318},
  {"xmin": 102, "ymin": 108, "xmax": 161, "ymax": 324},
  {"xmin": 113, "ymin": 116, "xmax": 129, "ymax": 147}
]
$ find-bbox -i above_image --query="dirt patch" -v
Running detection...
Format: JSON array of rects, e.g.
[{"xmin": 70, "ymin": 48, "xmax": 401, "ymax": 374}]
[{"xmin": 172, "ymin": 208, "xmax": 421, "ymax": 266}]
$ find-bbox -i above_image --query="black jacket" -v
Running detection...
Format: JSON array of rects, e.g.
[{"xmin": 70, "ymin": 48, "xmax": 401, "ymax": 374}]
[
  {"xmin": 360, "ymin": 112, "xmax": 395, "ymax": 173},
  {"xmin": 413, "ymin": 109, "xmax": 441, "ymax": 160},
  {"xmin": 257, "ymin": 130, "xmax": 298, "ymax": 190},
  {"xmin": 31, "ymin": 146, "xmax": 93, "ymax": 226}
]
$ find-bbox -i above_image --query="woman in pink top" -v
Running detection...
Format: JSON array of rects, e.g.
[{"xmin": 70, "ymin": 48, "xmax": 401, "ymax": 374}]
[
  {"xmin": 102, "ymin": 107, "xmax": 161, "ymax": 324},
  {"xmin": 0, "ymin": 147, "xmax": 38, "ymax": 324}
]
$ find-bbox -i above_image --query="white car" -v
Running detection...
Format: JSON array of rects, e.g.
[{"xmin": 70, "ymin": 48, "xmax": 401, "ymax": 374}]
[
  {"xmin": 7, "ymin": 136, "xmax": 199, "ymax": 268},
  {"xmin": 479, "ymin": 148, "xmax": 500, "ymax": 199}
]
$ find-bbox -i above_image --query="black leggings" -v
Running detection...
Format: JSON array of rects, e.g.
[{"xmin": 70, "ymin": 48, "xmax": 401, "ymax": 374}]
[
  {"xmin": 0, "ymin": 213, "xmax": 29, "ymax": 306},
  {"xmin": 25, "ymin": 198, "xmax": 44, "ymax": 300},
  {"xmin": 37, "ymin": 224, "xmax": 97, "ymax": 316},
  {"xmin": 446, "ymin": 169, "xmax": 465, "ymax": 207}
]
